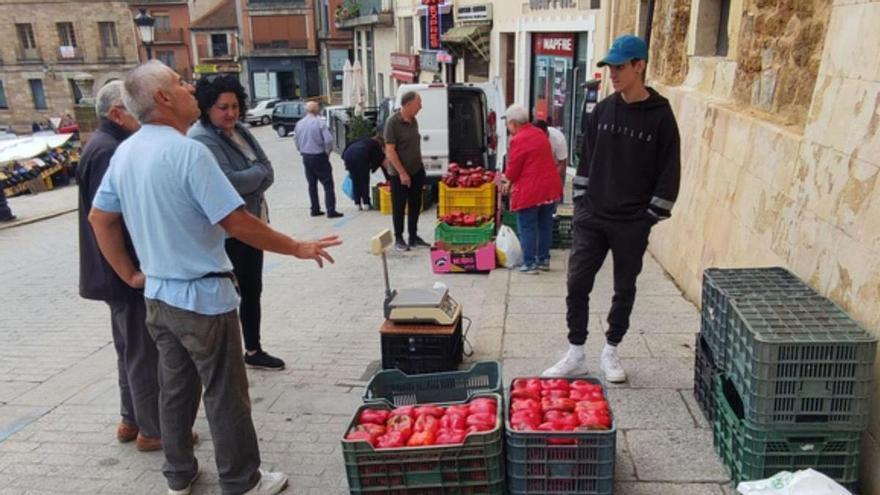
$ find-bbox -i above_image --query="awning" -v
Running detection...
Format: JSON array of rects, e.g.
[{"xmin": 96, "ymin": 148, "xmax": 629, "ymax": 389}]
[
  {"xmin": 441, "ymin": 25, "xmax": 490, "ymax": 62},
  {"xmin": 391, "ymin": 69, "xmax": 417, "ymax": 83}
]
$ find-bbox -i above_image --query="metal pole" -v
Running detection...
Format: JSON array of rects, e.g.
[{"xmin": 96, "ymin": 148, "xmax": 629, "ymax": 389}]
[
  {"xmin": 381, "ymin": 251, "xmax": 392, "ymax": 297},
  {"xmin": 145, "ymin": 44, "xmax": 152, "ymax": 60}
]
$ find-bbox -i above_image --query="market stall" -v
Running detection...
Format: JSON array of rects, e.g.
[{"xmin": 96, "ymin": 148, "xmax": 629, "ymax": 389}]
[{"xmin": 0, "ymin": 134, "xmax": 80, "ymax": 198}]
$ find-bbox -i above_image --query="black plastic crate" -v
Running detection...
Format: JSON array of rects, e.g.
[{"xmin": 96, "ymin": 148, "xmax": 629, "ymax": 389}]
[
  {"xmin": 552, "ymin": 215, "xmax": 574, "ymax": 249},
  {"xmin": 701, "ymin": 267, "xmax": 816, "ymax": 370},
  {"xmin": 505, "ymin": 377, "xmax": 615, "ymax": 495},
  {"xmin": 726, "ymin": 296, "xmax": 876, "ymax": 429},
  {"xmin": 693, "ymin": 333, "xmax": 718, "ymax": 422},
  {"xmin": 712, "ymin": 374, "xmax": 861, "ymax": 491},
  {"xmin": 342, "ymin": 393, "xmax": 505, "ymax": 494},
  {"xmin": 381, "ymin": 319, "xmax": 464, "ymax": 374},
  {"xmin": 363, "ymin": 361, "xmax": 502, "ymax": 406}
]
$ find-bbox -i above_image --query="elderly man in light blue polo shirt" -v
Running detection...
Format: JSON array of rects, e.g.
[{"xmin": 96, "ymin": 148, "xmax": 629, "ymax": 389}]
[
  {"xmin": 294, "ymin": 101, "xmax": 343, "ymax": 218},
  {"xmin": 89, "ymin": 60, "xmax": 341, "ymax": 495}
]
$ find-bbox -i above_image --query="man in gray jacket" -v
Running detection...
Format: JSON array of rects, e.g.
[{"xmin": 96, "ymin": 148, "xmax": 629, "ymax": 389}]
[{"xmin": 188, "ymin": 75, "xmax": 284, "ymax": 371}]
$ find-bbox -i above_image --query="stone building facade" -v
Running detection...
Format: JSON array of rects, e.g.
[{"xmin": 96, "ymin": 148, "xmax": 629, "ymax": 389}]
[
  {"xmin": 0, "ymin": 0, "xmax": 139, "ymax": 132},
  {"xmin": 609, "ymin": 0, "xmax": 880, "ymax": 489},
  {"xmin": 129, "ymin": 0, "xmax": 196, "ymax": 82}
]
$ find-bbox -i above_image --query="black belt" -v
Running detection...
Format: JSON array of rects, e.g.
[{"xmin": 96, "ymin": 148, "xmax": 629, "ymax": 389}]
[{"xmin": 201, "ymin": 271, "xmax": 240, "ymax": 295}]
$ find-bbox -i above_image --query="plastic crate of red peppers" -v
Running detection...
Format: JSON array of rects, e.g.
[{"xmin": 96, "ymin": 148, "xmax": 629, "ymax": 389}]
[
  {"xmin": 505, "ymin": 377, "xmax": 616, "ymax": 495},
  {"xmin": 342, "ymin": 393, "xmax": 505, "ymax": 494}
]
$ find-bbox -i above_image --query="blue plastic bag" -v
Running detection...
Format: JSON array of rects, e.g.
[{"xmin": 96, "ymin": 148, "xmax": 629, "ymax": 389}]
[{"xmin": 342, "ymin": 173, "xmax": 354, "ymax": 201}]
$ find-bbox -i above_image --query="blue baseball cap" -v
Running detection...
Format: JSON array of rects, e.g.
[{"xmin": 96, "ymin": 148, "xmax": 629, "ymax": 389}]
[{"xmin": 597, "ymin": 35, "xmax": 648, "ymax": 67}]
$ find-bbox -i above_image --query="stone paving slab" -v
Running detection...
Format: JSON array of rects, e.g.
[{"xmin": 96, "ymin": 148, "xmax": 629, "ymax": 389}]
[{"xmin": 626, "ymin": 428, "xmax": 729, "ymax": 482}]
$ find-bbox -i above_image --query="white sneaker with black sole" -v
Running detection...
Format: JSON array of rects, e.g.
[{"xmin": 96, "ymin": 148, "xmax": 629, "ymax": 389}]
[
  {"xmin": 542, "ymin": 353, "xmax": 590, "ymax": 377},
  {"xmin": 167, "ymin": 469, "xmax": 200, "ymax": 495},
  {"xmin": 244, "ymin": 470, "xmax": 289, "ymax": 495}
]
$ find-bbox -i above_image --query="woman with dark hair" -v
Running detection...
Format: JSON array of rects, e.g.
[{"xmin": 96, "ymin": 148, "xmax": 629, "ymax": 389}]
[{"xmin": 188, "ymin": 75, "xmax": 284, "ymax": 370}]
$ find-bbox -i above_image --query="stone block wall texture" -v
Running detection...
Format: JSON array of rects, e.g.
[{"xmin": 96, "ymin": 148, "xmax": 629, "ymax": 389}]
[
  {"xmin": 646, "ymin": 0, "xmax": 880, "ymax": 490},
  {"xmin": 613, "ymin": 0, "xmax": 638, "ymax": 39},
  {"xmin": 0, "ymin": 0, "xmax": 137, "ymax": 130},
  {"xmin": 732, "ymin": 0, "xmax": 831, "ymax": 126},
  {"xmin": 648, "ymin": 0, "xmax": 691, "ymax": 85}
]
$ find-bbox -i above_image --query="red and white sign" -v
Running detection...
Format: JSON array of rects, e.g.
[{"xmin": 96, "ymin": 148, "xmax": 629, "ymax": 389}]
[
  {"xmin": 391, "ymin": 52, "xmax": 419, "ymax": 72},
  {"xmin": 533, "ymin": 33, "xmax": 575, "ymax": 57}
]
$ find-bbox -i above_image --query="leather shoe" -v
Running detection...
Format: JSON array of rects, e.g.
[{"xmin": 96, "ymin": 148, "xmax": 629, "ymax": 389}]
[
  {"xmin": 117, "ymin": 421, "xmax": 138, "ymax": 443},
  {"xmin": 310, "ymin": 210, "xmax": 325, "ymax": 217},
  {"xmin": 137, "ymin": 431, "xmax": 200, "ymax": 452},
  {"xmin": 327, "ymin": 211, "xmax": 344, "ymax": 218}
]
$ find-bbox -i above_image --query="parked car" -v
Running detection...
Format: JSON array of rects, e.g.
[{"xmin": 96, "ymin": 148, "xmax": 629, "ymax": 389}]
[
  {"xmin": 386, "ymin": 79, "xmax": 507, "ymax": 180},
  {"xmin": 245, "ymin": 98, "xmax": 281, "ymax": 126},
  {"xmin": 271, "ymin": 100, "xmax": 307, "ymax": 137}
]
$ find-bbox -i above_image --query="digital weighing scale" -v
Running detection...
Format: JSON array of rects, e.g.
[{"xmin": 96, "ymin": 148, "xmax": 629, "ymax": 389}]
[{"xmin": 371, "ymin": 229, "xmax": 462, "ymax": 325}]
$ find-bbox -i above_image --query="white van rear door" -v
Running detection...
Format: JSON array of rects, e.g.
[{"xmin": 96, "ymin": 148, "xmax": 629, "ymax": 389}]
[
  {"xmin": 474, "ymin": 78, "xmax": 508, "ymax": 171},
  {"xmin": 396, "ymin": 84, "xmax": 449, "ymax": 177}
]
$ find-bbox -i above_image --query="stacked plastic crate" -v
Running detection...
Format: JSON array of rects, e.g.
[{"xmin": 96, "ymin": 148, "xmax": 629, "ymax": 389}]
[
  {"xmin": 698, "ymin": 267, "xmax": 877, "ymax": 491},
  {"xmin": 342, "ymin": 362, "xmax": 506, "ymax": 494},
  {"xmin": 431, "ymin": 181, "xmax": 498, "ymax": 273}
]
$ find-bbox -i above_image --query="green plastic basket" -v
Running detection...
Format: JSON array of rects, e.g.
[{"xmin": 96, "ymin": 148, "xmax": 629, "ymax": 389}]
[
  {"xmin": 435, "ymin": 221, "xmax": 495, "ymax": 246},
  {"xmin": 342, "ymin": 393, "xmax": 505, "ymax": 493},
  {"xmin": 712, "ymin": 374, "xmax": 861, "ymax": 491},
  {"xmin": 726, "ymin": 296, "xmax": 876, "ymax": 429},
  {"xmin": 363, "ymin": 361, "xmax": 503, "ymax": 406},
  {"xmin": 693, "ymin": 333, "xmax": 718, "ymax": 422}
]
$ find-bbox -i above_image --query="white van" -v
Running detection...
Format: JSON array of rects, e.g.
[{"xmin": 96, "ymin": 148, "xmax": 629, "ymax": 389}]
[{"xmin": 389, "ymin": 79, "xmax": 508, "ymax": 180}]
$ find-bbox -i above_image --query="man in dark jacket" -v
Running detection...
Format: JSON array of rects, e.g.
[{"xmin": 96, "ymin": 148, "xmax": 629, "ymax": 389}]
[
  {"xmin": 543, "ymin": 35, "xmax": 681, "ymax": 383},
  {"xmin": 77, "ymin": 81, "xmax": 162, "ymax": 450},
  {"xmin": 342, "ymin": 135, "xmax": 386, "ymax": 210}
]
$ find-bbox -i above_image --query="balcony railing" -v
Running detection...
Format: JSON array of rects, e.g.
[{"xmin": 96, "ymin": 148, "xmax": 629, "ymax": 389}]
[
  {"xmin": 99, "ymin": 45, "xmax": 125, "ymax": 61},
  {"xmin": 252, "ymin": 39, "xmax": 308, "ymax": 51},
  {"xmin": 57, "ymin": 46, "xmax": 84, "ymax": 61},
  {"xmin": 247, "ymin": 0, "xmax": 307, "ymax": 10},
  {"xmin": 335, "ymin": 0, "xmax": 393, "ymax": 29},
  {"xmin": 154, "ymin": 28, "xmax": 185, "ymax": 44},
  {"xmin": 16, "ymin": 46, "xmax": 43, "ymax": 63}
]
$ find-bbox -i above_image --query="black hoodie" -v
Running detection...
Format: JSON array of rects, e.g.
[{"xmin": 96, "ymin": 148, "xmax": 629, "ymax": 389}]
[{"xmin": 573, "ymin": 87, "xmax": 680, "ymax": 222}]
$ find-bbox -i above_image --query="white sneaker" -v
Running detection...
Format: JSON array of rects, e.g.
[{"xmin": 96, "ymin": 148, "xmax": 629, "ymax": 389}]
[
  {"xmin": 167, "ymin": 470, "xmax": 200, "ymax": 495},
  {"xmin": 244, "ymin": 470, "xmax": 289, "ymax": 495},
  {"xmin": 601, "ymin": 346, "xmax": 627, "ymax": 383},
  {"xmin": 542, "ymin": 354, "xmax": 590, "ymax": 377}
]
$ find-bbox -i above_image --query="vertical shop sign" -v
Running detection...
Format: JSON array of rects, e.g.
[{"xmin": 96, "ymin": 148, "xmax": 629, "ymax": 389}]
[{"xmin": 423, "ymin": 0, "xmax": 443, "ymax": 50}]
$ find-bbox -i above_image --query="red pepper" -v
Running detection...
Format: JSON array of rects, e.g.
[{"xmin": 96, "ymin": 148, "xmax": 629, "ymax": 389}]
[
  {"xmin": 513, "ymin": 378, "xmax": 543, "ymax": 398},
  {"xmin": 570, "ymin": 379, "xmax": 596, "ymax": 391},
  {"xmin": 355, "ymin": 423, "xmax": 386, "ymax": 437},
  {"xmin": 541, "ymin": 389, "xmax": 570, "ymax": 399},
  {"xmin": 466, "ymin": 413, "xmax": 496, "ymax": 430},
  {"xmin": 414, "ymin": 405, "xmax": 445, "ymax": 418},
  {"xmin": 358, "ymin": 408, "xmax": 390, "ymax": 425},
  {"xmin": 386, "ymin": 414, "xmax": 414, "ymax": 438},
  {"xmin": 467, "ymin": 424, "xmax": 493, "ymax": 433},
  {"xmin": 375, "ymin": 430, "xmax": 407, "ymax": 449},
  {"xmin": 445, "ymin": 405, "xmax": 470, "ymax": 416},
  {"xmin": 406, "ymin": 430, "xmax": 436, "ymax": 447},
  {"xmin": 575, "ymin": 400, "xmax": 608, "ymax": 412},
  {"xmin": 577, "ymin": 410, "xmax": 612, "ymax": 429},
  {"xmin": 511, "ymin": 388, "xmax": 541, "ymax": 401},
  {"xmin": 435, "ymin": 428, "xmax": 467, "ymax": 445},
  {"xmin": 439, "ymin": 414, "xmax": 467, "ymax": 430},
  {"xmin": 511, "ymin": 398, "xmax": 541, "ymax": 414},
  {"xmin": 468, "ymin": 398, "xmax": 497, "ymax": 415},
  {"xmin": 542, "ymin": 397, "xmax": 576, "ymax": 412},
  {"xmin": 345, "ymin": 430, "xmax": 377, "ymax": 446},
  {"xmin": 541, "ymin": 379, "xmax": 571, "ymax": 391},
  {"xmin": 414, "ymin": 414, "xmax": 440, "ymax": 434},
  {"xmin": 390, "ymin": 406, "xmax": 416, "ymax": 419}
]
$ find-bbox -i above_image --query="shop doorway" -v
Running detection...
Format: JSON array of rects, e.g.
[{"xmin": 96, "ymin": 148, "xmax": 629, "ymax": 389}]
[
  {"xmin": 277, "ymin": 71, "xmax": 296, "ymax": 99},
  {"xmin": 305, "ymin": 60, "xmax": 320, "ymax": 97}
]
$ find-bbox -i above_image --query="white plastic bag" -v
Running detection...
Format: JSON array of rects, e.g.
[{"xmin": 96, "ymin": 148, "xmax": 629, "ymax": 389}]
[
  {"xmin": 496, "ymin": 225, "xmax": 523, "ymax": 268},
  {"xmin": 736, "ymin": 469, "xmax": 852, "ymax": 495}
]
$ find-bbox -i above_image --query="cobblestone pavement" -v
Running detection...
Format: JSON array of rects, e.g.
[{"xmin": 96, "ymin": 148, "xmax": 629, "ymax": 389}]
[{"xmin": 0, "ymin": 125, "xmax": 733, "ymax": 494}]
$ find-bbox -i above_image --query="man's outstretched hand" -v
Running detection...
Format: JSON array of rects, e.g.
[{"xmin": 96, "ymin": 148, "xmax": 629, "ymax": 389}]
[{"xmin": 293, "ymin": 235, "xmax": 343, "ymax": 267}]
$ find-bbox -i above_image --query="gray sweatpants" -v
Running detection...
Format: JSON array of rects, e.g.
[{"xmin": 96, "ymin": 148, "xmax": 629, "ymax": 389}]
[
  {"xmin": 144, "ymin": 298, "xmax": 261, "ymax": 494},
  {"xmin": 108, "ymin": 298, "xmax": 161, "ymax": 438}
]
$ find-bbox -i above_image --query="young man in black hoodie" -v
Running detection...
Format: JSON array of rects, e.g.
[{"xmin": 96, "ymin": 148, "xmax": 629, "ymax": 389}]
[{"xmin": 543, "ymin": 35, "xmax": 681, "ymax": 382}]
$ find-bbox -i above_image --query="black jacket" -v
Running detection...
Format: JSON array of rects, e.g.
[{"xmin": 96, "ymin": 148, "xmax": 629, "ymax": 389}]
[
  {"xmin": 574, "ymin": 87, "xmax": 680, "ymax": 222},
  {"xmin": 77, "ymin": 118, "xmax": 139, "ymax": 301},
  {"xmin": 342, "ymin": 137, "xmax": 385, "ymax": 173}
]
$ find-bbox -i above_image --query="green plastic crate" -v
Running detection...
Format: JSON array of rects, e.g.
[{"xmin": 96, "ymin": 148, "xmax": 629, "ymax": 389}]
[
  {"xmin": 435, "ymin": 221, "xmax": 495, "ymax": 246},
  {"xmin": 693, "ymin": 333, "xmax": 718, "ymax": 423},
  {"xmin": 712, "ymin": 374, "xmax": 861, "ymax": 491},
  {"xmin": 363, "ymin": 361, "xmax": 503, "ymax": 406},
  {"xmin": 505, "ymin": 377, "xmax": 615, "ymax": 495},
  {"xmin": 700, "ymin": 267, "xmax": 816, "ymax": 370},
  {"xmin": 342, "ymin": 393, "xmax": 505, "ymax": 494},
  {"xmin": 726, "ymin": 296, "xmax": 876, "ymax": 429}
]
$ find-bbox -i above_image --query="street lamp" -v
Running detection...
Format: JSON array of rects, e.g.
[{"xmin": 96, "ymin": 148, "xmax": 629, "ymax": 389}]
[{"xmin": 133, "ymin": 8, "xmax": 155, "ymax": 60}]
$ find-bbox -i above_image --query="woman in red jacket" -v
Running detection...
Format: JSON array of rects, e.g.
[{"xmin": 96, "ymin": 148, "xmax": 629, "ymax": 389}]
[{"xmin": 504, "ymin": 104, "xmax": 563, "ymax": 274}]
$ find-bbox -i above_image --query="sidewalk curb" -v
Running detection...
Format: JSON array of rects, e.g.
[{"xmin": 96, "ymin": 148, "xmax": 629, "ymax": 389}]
[{"xmin": 0, "ymin": 207, "xmax": 77, "ymax": 231}]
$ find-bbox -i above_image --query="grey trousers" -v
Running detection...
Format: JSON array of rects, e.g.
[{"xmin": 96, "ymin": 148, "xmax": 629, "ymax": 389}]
[
  {"xmin": 144, "ymin": 298, "xmax": 261, "ymax": 494},
  {"xmin": 107, "ymin": 298, "xmax": 161, "ymax": 438}
]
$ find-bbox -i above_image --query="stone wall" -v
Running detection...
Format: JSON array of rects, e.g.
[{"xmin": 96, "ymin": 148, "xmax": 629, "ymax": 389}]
[
  {"xmin": 0, "ymin": 1, "xmax": 137, "ymax": 131},
  {"xmin": 647, "ymin": 0, "xmax": 690, "ymax": 85},
  {"xmin": 647, "ymin": 0, "xmax": 880, "ymax": 490},
  {"xmin": 732, "ymin": 0, "xmax": 830, "ymax": 126},
  {"xmin": 613, "ymin": 0, "xmax": 638, "ymax": 38}
]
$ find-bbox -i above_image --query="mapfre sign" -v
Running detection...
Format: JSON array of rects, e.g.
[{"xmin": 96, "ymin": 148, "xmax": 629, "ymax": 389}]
[
  {"xmin": 533, "ymin": 33, "xmax": 575, "ymax": 57},
  {"xmin": 529, "ymin": 0, "xmax": 576, "ymax": 9}
]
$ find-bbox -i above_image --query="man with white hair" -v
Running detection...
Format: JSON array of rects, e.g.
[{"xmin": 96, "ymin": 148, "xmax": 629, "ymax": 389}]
[
  {"xmin": 294, "ymin": 100, "xmax": 343, "ymax": 218},
  {"xmin": 77, "ymin": 80, "xmax": 162, "ymax": 451},
  {"xmin": 89, "ymin": 60, "xmax": 341, "ymax": 495}
]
